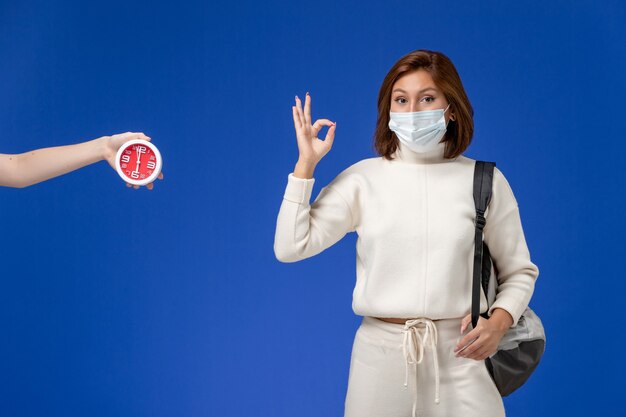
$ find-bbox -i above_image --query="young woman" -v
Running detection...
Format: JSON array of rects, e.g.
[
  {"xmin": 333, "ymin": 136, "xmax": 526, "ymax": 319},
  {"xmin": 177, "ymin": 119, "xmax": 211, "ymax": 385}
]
[
  {"xmin": 274, "ymin": 50, "xmax": 539, "ymax": 416},
  {"xmin": 0, "ymin": 131, "xmax": 163, "ymax": 189}
]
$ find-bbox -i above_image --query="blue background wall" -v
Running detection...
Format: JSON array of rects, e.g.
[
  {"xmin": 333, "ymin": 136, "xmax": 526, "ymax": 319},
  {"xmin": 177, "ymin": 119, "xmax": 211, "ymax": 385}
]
[{"xmin": 0, "ymin": 0, "xmax": 624, "ymax": 416}]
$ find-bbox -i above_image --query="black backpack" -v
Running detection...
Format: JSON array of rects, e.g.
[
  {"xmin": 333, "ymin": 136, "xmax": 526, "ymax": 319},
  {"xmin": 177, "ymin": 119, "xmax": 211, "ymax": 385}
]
[{"xmin": 472, "ymin": 161, "xmax": 546, "ymax": 396}]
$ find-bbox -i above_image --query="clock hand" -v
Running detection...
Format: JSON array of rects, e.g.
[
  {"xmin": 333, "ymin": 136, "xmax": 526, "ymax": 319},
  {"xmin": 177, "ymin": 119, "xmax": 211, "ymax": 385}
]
[{"xmin": 135, "ymin": 148, "xmax": 141, "ymax": 172}]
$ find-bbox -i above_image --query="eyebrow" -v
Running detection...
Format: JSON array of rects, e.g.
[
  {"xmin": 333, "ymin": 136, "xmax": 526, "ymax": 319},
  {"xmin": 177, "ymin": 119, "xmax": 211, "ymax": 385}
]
[{"xmin": 392, "ymin": 87, "xmax": 438, "ymax": 94}]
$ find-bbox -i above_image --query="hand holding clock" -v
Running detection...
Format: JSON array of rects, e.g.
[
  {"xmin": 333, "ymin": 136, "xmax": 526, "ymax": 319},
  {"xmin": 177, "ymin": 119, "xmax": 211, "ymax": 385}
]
[{"xmin": 104, "ymin": 132, "xmax": 164, "ymax": 190}]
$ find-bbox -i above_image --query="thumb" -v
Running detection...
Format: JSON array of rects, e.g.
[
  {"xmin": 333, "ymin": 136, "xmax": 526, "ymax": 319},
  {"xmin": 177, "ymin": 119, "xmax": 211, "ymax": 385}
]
[{"xmin": 460, "ymin": 314, "xmax": 472, "ymax": 334}]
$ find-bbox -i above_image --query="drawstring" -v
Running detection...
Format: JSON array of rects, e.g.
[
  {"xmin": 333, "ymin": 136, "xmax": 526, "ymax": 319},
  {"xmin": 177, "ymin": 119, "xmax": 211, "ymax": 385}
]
[{"xmin": 402, "ymin": 318, "xmax": 440, "ymax": 416}]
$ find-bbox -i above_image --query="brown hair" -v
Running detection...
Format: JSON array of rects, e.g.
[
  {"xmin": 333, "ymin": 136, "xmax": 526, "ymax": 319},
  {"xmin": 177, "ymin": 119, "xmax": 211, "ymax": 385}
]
[{"xmin": 374, "ymin": 50, "xmax": 474, "ymax": 160}]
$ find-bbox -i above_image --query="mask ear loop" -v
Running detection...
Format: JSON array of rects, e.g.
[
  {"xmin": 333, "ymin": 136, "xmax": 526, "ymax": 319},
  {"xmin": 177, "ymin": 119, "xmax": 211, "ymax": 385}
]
[{"xmin": 443, "ymin": 103, "xmax": 455, "ymax": 122}]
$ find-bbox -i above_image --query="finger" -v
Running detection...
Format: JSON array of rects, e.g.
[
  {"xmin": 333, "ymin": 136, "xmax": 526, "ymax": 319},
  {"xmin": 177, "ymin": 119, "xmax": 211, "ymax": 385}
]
[
  {"xmin": 459, "ymin": 339, "xmax": 483, "ymax": 357},
  {"xmin": 456, "ymin": 339, "xmax": 477, "ymax": 357},
  {"xmin": 295, "ymin": 95, "xmax": 305, "ymax": 128},
  {"xmin": 133, "ymin": 185, "xmax": 139, "ymax": 190},
  {"xmin": 298, "ymin": 100, "xmax": 311, "ymax": 136},
  {"xmin": 146, "ymin": 182, "xmax": 154, "ymax": 190},
  {"xmin": 470, "ymin": 347, "xmax": 490, "ymax": 361},
  {"xmin": 461, "ymin": 338, "xmax": 483, "ymax": 358},
  {"xmin": 311, "ymin": 118, "xmax": 334, "ymax": 136},
  {"xmin": 158, "ymin": 172, "xmax": 164, "ymax": 180},
  {"xmin": 304, "ymin": 92, "xmax": 312, "ymax": 126},
  {"xmin": 292, "ymin": 106, "xmax": 302, "ymax": 132},
  {"xmin": 126, "ymin": 183, "xmax": 132, "ymax": 188},
  {"xmin": 455, "ymin": 330, "xmax": 480, "ymax": 353},
  {"xmin": 129, "ymin": 132, "xmax": 149, "ymax": 141},
  {"xmin": 456, "ymin": 333, "xmax": 479, "ymax": 353},
  {"xmin": 324, "ymin": 123, "xmax": 336, "ymax": 147},
  {"xmin": 466, "ymin": 345, "xmax": 489, "ymax": 360}
]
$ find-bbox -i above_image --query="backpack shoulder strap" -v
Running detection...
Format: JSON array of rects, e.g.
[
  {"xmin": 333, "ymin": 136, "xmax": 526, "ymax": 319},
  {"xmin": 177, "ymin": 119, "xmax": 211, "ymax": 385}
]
[{"xmin": 472, "ymin": 160, "xmax": 496, "ymax": 329}]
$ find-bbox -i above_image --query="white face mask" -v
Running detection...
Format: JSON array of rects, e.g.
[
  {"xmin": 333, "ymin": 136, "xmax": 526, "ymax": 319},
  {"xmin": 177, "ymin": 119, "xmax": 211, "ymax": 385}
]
[{"xmin": 388, "ymin": 104, "xmax": 450, "ymax": 153}]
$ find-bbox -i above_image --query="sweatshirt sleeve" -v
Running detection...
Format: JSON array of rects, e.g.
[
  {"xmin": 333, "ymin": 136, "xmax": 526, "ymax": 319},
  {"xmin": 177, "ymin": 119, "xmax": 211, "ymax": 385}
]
[
  {"xmin": 483, "ymin": 167, "xmax": 539, "ymax": 328},
  {"xmin": 273, "ymin": 172, "xmax": 357, "ymax": 263}
]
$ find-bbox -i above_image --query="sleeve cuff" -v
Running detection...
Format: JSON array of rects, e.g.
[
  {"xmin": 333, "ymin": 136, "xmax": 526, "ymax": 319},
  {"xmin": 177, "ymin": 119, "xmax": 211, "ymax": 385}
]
[
  {"xmin": 488, "ymin": 299, "xmax": 527, "ymax": 328},
  {"xmin": 283, "ymin": 173, "xmax": 315, "ymax": 204}
]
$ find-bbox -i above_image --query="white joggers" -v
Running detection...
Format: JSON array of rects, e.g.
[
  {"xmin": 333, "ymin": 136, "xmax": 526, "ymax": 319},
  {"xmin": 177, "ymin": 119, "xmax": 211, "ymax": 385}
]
[{"xmin": 344, "ymin": 316, "xmax": 506, "ymax": 417}]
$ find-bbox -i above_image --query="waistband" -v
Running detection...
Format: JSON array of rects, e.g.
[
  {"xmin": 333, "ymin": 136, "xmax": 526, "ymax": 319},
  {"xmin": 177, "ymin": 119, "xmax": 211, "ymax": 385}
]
[{"xmin": 361, "ymin": 316, "xmax": 462, "ymax": 338}]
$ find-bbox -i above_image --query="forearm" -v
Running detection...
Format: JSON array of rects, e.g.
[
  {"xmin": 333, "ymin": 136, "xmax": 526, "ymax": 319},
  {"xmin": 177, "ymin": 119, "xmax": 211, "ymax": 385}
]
[
  {"xmin": 274, "ymin": 173, "xmax": 317, "ymax": 262},
  {"xmin": 0, "ymin": 137, "xmax": 107, "ymax": 188},
  {"xmin": 274, "ymin": 172, "xmax": 354, "ymax": 263}
]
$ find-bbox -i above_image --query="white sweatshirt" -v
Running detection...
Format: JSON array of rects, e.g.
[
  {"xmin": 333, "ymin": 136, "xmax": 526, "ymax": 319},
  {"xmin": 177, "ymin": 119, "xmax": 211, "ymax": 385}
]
[{"xmin": 273, "ymin": 140, "xmax": 539, "ymax": 328}]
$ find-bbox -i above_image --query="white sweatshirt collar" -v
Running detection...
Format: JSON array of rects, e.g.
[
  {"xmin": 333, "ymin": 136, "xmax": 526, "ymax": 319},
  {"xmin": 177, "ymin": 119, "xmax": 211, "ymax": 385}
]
[{"xmin": 391, "ymin": 140, "xmax": 456, "ymax": 165}]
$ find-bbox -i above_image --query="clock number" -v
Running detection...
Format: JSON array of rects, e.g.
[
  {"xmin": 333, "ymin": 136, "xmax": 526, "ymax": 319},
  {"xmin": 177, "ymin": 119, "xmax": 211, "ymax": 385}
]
[
  {"xmin": 147, "ymin": 161, "xmax": 156, "ymax": 169},
  {"xmin": 134, "ymin": 145, "xmax": 147, "ymax": 154},
  {"xmin": 130, "ymin": 171, "xmax": 139, "ymax": 179},
  {"xmin": 121, "ymin": 155, "xmax": 130, "ymax": 163}
]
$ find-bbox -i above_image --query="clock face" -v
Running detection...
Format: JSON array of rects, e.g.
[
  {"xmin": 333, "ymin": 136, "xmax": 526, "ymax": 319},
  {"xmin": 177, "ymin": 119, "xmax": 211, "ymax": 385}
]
[{"xmin": 115, "ymin": 139, "xmax": 162, "ymax": 186}]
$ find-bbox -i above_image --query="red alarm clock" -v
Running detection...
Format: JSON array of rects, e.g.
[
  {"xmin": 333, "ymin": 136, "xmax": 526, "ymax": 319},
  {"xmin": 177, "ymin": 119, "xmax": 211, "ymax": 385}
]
[{"xmin": 115, "ymin": 139, "xmax": 162, "ymax": 186}]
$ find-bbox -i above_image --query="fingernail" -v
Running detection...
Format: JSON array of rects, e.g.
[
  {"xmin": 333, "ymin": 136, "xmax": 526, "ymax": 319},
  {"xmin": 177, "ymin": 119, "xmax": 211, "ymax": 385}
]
[
  {"xmin": 295, "ymin": 95, "xmax": 299, "ymax": 100},
  {"xmin": 306, "ymin": 91, "xmax": 309, "ymax": 96}
]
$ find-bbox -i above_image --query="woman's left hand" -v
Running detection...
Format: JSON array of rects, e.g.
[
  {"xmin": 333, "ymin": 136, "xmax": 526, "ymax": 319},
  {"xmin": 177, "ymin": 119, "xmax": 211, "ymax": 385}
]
[{"xmin": 454, "ymin": 311, "xmax": 511, "ymax": 361}]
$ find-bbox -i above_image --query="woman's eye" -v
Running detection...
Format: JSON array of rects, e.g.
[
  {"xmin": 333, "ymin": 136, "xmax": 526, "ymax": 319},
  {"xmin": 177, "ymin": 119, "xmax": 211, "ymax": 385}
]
[
  {"xmin": 394, "ymin": 97, "xmax": 407, "ymax": 104},
  {"xmin": 420, "ymin": 96, "xmax": 435, "ymax": 103}
]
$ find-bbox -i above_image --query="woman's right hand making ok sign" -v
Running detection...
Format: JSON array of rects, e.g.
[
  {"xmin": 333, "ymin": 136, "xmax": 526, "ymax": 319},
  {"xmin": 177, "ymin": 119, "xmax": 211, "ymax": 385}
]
[{"xmin": 292, "ymin": 93, "xmax": 336, "ymax": 178}]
